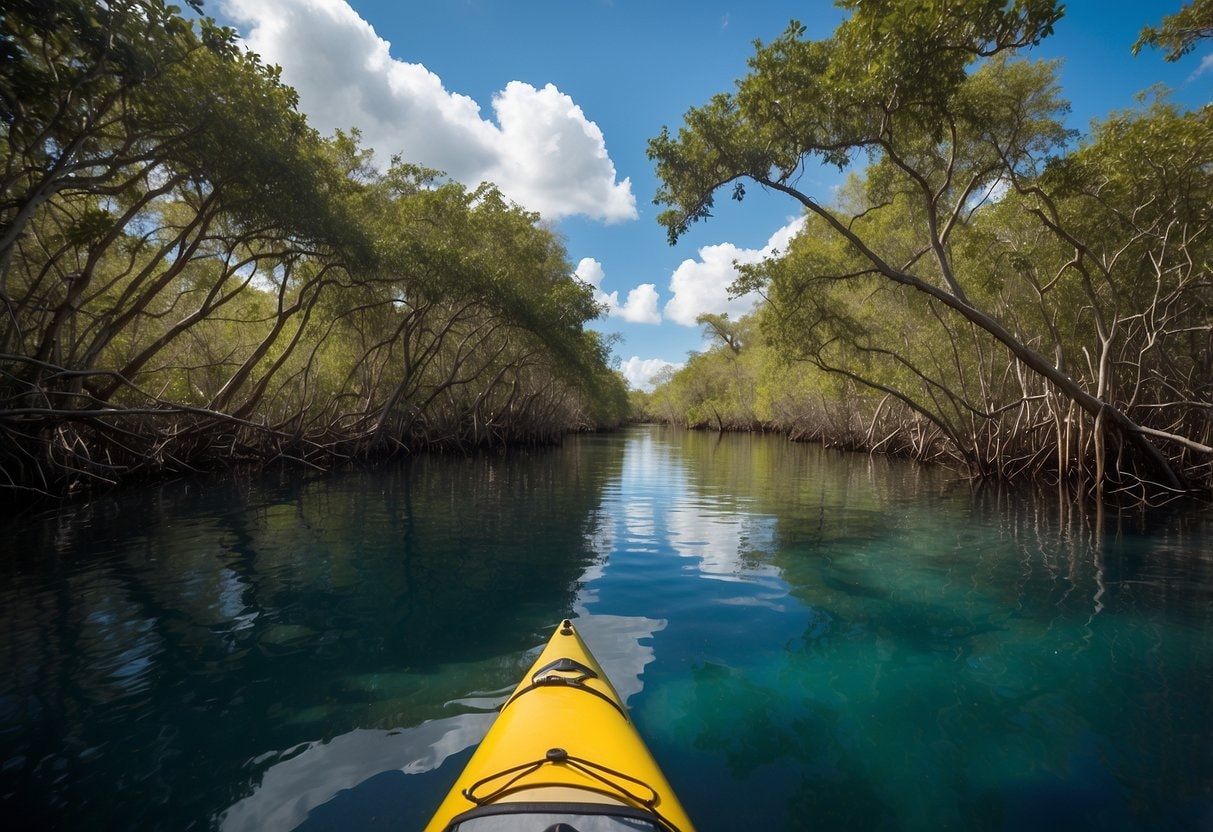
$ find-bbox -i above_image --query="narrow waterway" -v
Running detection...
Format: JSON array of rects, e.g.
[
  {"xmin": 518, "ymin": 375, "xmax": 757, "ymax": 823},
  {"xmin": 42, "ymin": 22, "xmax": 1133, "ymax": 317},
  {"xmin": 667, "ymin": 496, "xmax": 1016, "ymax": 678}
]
[{"xmin": 2, "ymin": 426, "xmax": 1211, "ymax": 830}]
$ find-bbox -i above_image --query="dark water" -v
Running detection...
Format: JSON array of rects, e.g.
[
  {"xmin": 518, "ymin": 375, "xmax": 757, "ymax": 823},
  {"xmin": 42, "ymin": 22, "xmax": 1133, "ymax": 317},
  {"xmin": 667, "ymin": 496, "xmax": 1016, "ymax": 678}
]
[{"xmin": 2, "ymin": 426, "xmax": 1211, "ymax": 831}]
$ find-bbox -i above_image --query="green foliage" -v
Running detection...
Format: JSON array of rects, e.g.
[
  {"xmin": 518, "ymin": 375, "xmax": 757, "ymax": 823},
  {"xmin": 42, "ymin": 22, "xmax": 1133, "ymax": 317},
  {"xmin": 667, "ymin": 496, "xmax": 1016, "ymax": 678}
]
[
  {"xmin": 649, "ymin": 310, "xmax": 767, "ymax": 431},
  {"xmin": 648, "ymin": 0, "xmax": 1064, "ymax": 244},
  {"xmin": 1133, "ymin": 0, "xmax": 1213, "ymax": 61},
  {"xmin": 0, "ymin": 0, "xmax": 624, "ymax": 495},
  {"xmin": 649, "ymin": 0, "xmax": 1212, "ymax": 492}
]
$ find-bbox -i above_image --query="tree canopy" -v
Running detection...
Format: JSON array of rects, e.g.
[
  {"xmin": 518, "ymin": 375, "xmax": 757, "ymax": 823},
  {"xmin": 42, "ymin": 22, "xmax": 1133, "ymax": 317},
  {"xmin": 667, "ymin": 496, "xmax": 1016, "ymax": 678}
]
[
  {"xmin": 1133, "ymin": 0, "xmax": 1213, "ymax": 61},
  {"xmin": 649, "ymin": 0, "xmax": 1212, "ymax": 499},
  {"xmin": 0, "ymin": 0, "xmax": 627, "ymax": 498}
]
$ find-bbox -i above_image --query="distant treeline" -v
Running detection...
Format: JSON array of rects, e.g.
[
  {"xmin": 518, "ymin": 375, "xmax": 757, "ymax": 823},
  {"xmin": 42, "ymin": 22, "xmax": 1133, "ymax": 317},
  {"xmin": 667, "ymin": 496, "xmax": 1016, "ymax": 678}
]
[
  {"xmin": 639, "ymin": 0, "xmax": 1212, "ymax": 501},
  {"xmin": 0, "ymin": 0, "xmax": 628, "ymax": 498}
]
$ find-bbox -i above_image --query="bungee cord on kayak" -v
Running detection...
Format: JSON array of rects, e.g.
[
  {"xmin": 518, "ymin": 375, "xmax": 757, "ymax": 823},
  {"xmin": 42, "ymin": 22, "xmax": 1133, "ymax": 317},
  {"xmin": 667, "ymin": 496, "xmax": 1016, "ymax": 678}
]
[
  {"xmin": 501, "ymin": 657, "xmax": 628, "ymax": 719},
  {"xmin": 424, "ymin": 620, "xmax": 696, "ymax": 832},
  {"xmin": 462, "ymin": 747, "xmax": 663, "ymax": 811}
]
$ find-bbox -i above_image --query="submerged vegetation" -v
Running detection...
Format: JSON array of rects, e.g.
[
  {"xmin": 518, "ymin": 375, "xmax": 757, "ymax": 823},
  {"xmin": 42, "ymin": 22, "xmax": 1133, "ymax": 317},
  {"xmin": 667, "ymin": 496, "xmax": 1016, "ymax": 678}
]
[
  {"xmin": 0, "ymin": 0, "xmax": 628, "ymax": 498},
  {"xmin": 646, "ymin": 0, "xmax": 1212, "ymax": 501}
]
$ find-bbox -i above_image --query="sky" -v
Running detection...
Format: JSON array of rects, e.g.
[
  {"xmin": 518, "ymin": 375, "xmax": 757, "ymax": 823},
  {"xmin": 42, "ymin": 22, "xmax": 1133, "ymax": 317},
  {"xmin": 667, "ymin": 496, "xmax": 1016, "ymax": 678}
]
[{"xmin": 211, "ymin": 0, "xmax": 1210, "ymax": 391}]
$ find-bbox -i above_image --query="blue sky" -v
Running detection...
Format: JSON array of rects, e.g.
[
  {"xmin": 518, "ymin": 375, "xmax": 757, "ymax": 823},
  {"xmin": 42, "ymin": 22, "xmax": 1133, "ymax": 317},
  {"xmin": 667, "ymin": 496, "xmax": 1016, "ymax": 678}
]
[{"xmin": 212, "ymin": 0, "xmax": 1209, "ymax": 390}]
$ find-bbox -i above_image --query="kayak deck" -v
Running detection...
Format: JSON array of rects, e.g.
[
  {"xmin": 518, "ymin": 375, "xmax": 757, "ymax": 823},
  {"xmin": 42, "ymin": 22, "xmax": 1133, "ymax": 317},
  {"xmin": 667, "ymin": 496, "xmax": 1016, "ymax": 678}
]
[{"xmin": 424, "ymin": 620, "xmax": 694, "ymax": 832}]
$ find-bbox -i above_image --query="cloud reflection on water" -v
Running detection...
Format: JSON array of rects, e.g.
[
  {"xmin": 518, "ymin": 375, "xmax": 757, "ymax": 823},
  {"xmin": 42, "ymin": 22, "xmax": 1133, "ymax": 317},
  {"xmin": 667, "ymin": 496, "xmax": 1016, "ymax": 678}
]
[
  {"xmin": 218, "ymin": 429, "xmax": 788, "ymax": 829},
  {"xmin": 218, "ymin": 718, "xmax": 495, "ymax": 832},
  {"xmin": 218, "ymin": 580, "xmax": 664, "ymax": 831}
]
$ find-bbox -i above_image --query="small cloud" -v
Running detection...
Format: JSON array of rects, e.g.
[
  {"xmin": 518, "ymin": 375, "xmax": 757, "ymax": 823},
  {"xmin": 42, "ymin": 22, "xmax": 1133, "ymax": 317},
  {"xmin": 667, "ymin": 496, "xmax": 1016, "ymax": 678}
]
[
  {"xmin": 967, "ymin": 175, "xmax": 1010, "ymax": 211},
  {"xmin": 721, "ymin": 13, "xmax": 730, "ymax": 29},
  {"xmin": 619, "ymin": 356, "xmax": 682, "ymax": 392},
  {"xmin": 985, "ymin": 176, "xmax": 1011, "ymax": 203},
  {"xmin": 1190, "ymin": 52, "xmax": 1213, "ymax": 80},
  {"xmin": 575, "ymin": 257, "xmax": 662, "ymax": 324},
  {"xmin": 575, "ymin": 257, "xmax": 607, "ymax": 291},
  {"xmin": 617, "ymin": 284, "xmax": 662, "ymax": 324},
  {"xmin": 662, "ymin": 217, "xmax": 805, "ymax": 326}
]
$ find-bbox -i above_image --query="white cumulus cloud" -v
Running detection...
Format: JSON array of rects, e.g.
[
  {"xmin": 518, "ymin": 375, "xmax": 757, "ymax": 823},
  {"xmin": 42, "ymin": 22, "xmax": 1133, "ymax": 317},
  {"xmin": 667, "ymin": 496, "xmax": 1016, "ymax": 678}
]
[
  {"xmin": 221, "ymin": 0, "xmax": 636, "ymax": 223},
  {"xmin": 663, "ymin": 217, "xmax": 805, "ymax": 326},
  {"xmin": 619, "ymin": 357, "xmax": 682, "ymax": 392},
  {"xmin": 575, "ymin": 257, "xmax": 608, "ymax": 290},
  {"xmin": 616, "ymin": 284, "xmax": 662, "ymax": 324},
  {"xmin": 488, "ymin": 82, "xmax": 636, "ymax": 223},
  {"xmin": 575, "ymin": 258, "xmax": 661, "ymax": 324}
]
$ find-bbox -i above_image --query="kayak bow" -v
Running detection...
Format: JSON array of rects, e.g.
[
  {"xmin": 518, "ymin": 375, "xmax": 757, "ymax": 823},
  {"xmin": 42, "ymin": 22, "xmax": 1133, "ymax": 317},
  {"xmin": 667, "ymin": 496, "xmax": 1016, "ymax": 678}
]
[{"xmin": 424, "ymin": 619, "xmax": 695, "ymax": 832}]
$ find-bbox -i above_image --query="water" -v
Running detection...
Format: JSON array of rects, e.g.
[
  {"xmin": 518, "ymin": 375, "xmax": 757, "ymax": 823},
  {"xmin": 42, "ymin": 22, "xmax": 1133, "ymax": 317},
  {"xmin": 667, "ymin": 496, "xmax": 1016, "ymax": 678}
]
[{"xmin": 2, "ymin": 426, "xmax": 1211, "ymax": 831}]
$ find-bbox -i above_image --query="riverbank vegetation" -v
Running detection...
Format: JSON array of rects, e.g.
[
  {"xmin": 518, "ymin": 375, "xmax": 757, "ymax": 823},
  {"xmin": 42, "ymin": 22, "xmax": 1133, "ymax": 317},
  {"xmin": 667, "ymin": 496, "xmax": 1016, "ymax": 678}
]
[
  {"xmin": 646, "ymin": 0, "xmax": 1212, "ymax": 501},
  {"xmin": 0, "ymin": 0, "xmax": 628, "ymax": 498}
]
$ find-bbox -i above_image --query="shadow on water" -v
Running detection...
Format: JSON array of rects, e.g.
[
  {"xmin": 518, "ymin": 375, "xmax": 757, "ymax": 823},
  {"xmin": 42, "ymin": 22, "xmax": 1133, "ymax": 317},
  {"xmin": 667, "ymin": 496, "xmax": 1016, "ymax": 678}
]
[{"xmin": 0, "ymin": 441, "xmax": 625, "ymax": 830}]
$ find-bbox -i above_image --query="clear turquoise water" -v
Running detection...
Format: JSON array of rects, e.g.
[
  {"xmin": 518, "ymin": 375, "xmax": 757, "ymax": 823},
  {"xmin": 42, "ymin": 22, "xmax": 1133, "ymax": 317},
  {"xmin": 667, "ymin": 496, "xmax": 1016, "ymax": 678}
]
[{"xmin": 1, "ymin": 426, "xmax": 1211, "ymax": 830}]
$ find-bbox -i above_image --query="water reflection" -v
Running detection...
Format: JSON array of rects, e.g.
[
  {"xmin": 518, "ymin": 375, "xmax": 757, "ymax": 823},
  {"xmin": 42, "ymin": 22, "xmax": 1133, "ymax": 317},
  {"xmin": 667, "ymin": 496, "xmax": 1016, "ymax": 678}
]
[
  {"xmin": 216, "ymin": 606, "xmax": 666, "ymax": 830},
  {"xmin": 0, "ymin": 443, "xmax": 628, "ymax": 830},
  {"xmin": 219, "ymin": 719, "xmax": 496, "ymax": 832},
  {"xmin": 220, "ymin": 428, "xmax": 704, "ymax": 828},
  {"xmin": 613, "ymin": 428, "xmax": 781, "ymax": 581},
  {"xmin": 568, "ymin": 428, "xmax": 1213, "ymax": 831},
  {"xmin": 2, "ymin": 427, "xmax": 1211, "ymax": 831}
]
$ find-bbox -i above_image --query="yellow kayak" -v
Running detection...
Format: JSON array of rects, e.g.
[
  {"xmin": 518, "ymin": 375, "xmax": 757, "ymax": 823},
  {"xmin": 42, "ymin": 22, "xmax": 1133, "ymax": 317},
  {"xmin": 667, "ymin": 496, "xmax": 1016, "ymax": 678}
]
[{"xmin": 424, "ymin": 619, "xmax": 695, "ymax": 832}]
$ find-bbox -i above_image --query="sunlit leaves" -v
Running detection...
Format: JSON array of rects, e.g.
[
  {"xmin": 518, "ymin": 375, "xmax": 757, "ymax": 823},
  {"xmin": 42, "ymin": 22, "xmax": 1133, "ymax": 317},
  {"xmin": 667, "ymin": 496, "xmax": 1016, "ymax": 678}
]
[
  {"xmin": 648, "ymin": 0, "xmax": 1211, "ymax": 491},
  {"xmin": 0, "ymin": 0, "xmax": 626, "ymax": 495},
  {"xmin": 1133, "ymin": 0, "xmax": 1213, "ymax": 61}
]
